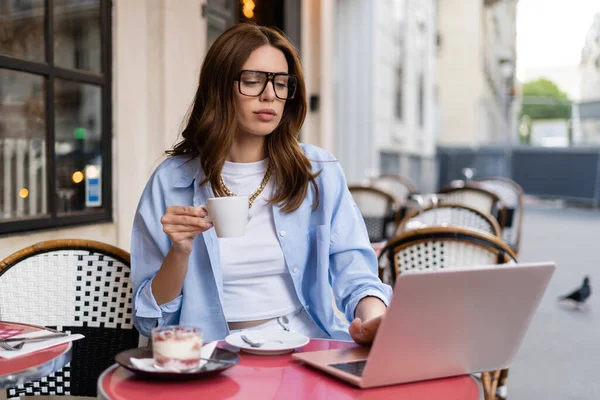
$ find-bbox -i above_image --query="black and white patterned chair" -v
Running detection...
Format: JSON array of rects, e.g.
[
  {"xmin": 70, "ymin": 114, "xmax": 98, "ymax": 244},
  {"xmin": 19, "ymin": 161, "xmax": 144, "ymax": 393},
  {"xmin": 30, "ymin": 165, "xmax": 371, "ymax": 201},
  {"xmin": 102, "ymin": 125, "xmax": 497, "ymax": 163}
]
[
  {"xmin": 396, "ymin": 203, "xmax": 502, "ymax": 237},
  {"xmin": 348, "ymin": 185, "xmax": 397, "ymax": 243},
  {"xmin": 0, "ymin": 240, "xmax": 140, "ymax": 399},
  {"xmin": 477, "ymin": 177, "xmax": 525, "ymax": 255}
]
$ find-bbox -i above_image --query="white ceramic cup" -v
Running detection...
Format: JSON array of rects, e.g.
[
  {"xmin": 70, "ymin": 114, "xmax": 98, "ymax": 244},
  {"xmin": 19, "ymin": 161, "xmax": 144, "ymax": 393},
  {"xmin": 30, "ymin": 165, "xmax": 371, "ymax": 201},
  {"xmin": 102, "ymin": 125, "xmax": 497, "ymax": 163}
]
[{"xmin": 199, "ymin": 196, "xmax": 249, "ymax": 238}]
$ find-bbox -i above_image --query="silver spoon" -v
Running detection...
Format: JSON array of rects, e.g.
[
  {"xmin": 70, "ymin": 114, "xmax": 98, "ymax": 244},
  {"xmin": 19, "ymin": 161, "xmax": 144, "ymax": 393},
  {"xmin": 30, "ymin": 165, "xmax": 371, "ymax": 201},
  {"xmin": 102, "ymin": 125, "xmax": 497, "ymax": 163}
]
[{"xmin": 241, "ymin": 335, "xmax": 263, "ymax": 348}]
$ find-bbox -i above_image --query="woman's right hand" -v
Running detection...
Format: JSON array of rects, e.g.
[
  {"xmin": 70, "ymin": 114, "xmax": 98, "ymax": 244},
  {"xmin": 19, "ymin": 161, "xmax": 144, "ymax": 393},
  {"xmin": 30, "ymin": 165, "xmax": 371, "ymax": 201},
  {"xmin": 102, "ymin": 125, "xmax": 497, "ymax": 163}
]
[{"xmin": 160, "ymin": 206, "xmax": 213, "ymax": 254}]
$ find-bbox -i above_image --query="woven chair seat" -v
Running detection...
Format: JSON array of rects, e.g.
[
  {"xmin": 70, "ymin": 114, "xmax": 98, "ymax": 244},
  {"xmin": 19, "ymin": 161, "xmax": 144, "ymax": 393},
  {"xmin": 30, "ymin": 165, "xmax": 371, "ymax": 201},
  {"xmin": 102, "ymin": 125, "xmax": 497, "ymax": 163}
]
[
  {"xmin": 477, "ymin": 177, "xmax": 525, "ymax": 254},
  {"xmin": 0, "ymin": 240, "xmax": 140, "ymax": 399},
  {"xmin": 349, "ymin": 185, "xmax": 398, "ymax": 243},
  {"xmin": 397, "ymin": 203, "xmax": 501, "ymax": 238},
  {"xmin": 438, "ymin": 183, "xmax": 502, "ymax": 216}
]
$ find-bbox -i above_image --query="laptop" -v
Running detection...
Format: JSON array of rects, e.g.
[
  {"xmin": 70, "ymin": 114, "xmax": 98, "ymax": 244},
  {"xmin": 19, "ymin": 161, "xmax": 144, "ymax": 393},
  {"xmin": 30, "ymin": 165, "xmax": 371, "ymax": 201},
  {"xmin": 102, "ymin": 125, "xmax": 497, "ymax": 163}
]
[{"xmin": 293, "ymin": 261, "xmax": 555, "ymax": 389}]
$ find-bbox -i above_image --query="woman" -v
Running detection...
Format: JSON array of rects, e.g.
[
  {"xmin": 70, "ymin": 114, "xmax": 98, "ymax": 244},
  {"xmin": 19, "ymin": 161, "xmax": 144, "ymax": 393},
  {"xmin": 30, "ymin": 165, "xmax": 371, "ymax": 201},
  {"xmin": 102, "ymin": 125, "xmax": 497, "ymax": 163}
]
[{"xmin": 131, "ymin": 23, "xmax": 392, "ymax": 345}]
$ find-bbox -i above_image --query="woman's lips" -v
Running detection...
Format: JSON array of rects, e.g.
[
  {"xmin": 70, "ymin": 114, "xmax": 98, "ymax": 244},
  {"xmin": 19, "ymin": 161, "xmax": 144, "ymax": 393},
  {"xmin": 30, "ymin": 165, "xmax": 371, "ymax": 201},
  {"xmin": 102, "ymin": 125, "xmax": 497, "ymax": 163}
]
[{"xmin": 254, "ymin": 111, "xmax": 276, "ymax": 122}]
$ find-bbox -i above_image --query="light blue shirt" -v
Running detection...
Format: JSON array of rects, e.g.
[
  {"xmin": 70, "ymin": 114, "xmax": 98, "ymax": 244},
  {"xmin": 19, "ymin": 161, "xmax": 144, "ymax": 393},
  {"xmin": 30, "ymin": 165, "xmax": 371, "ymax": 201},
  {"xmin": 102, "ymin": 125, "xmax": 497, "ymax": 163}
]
[{"xmin": 131, "ymin": 144, "xmax": 392, "ymax": 341}]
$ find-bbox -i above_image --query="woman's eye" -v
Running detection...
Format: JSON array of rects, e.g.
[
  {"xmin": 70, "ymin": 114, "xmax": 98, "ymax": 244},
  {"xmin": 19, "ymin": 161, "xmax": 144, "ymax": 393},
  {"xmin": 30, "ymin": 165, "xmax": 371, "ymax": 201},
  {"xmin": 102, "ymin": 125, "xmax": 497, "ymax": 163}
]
[
  {"xmin": 275, "ymin": 83, "xmax": 288, "ymax": 89},
  {"xmin": 243, "ymin": 80, "xmax": 260, "ymax": 86}
]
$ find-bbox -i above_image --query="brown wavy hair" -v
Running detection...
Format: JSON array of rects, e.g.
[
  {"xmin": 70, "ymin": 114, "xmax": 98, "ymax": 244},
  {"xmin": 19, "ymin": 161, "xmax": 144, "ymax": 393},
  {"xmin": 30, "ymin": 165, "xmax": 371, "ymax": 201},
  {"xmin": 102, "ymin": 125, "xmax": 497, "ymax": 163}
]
[{"xmin": 167, "ymin": 23, "xmax": 319, "ymax": 212}]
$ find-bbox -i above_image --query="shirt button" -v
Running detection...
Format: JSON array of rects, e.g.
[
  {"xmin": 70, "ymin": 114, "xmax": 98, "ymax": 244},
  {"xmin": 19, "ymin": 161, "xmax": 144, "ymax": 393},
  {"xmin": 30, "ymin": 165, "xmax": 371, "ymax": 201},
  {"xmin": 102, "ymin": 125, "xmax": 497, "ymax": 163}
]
[
  {"xmin": 305, "ymin": 305, "xmax": 310, "ymax": 310},
  {"xmin": 279, "ymin": 230, "xmax": 287, "ymax": 237},
  {"xmin": 293, "ymin": 268, "xmax": 299, "ymax": 274}
]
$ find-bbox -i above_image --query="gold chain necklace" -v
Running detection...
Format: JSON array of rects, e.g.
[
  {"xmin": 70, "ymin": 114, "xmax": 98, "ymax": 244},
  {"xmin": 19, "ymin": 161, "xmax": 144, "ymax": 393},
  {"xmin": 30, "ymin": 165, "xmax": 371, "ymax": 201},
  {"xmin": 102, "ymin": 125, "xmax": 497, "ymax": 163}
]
[{"xmin": 219, "ymin": 163, "xmax": 273, "ymax": 209}]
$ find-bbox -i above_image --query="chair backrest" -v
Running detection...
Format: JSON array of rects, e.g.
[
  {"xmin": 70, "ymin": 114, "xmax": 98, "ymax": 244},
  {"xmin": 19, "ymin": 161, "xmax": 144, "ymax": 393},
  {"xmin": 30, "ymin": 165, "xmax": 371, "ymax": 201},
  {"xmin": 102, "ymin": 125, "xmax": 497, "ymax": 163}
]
[
  {"xmin": 380, "ymin": 226, "xmax": 517, "ymax": 284},
  {"xmin": 477, "ymin": 177, "xmax": 524, "ymax": 254},
  {"xmin": 348, "ymin": 185, "xmax": 397, "ymax": 242},
  {"xmin": 438, "ymin": 184, "xmax": 502, "ymax": 216},
  {"xmin": 397, "ymin": 203, "xmax": 501, "ymax": 237},
  {"xmin": 0, "ymin": 239, "xmax": 139, "ymax": 398},
  {"xmin": 370, "ymin": 174, "xmax": 417, "ymax": 204}
]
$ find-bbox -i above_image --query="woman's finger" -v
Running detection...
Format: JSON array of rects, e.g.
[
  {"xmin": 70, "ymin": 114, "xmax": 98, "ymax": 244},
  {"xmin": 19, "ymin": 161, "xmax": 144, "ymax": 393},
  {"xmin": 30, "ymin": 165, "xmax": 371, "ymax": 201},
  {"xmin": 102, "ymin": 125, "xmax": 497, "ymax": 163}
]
[
  {"xmin": 166, "ymin": 206, "xmax": 207, "ymax": 217},
  {"xmin": 161, "ymin": 214, "xmax": 208, "ymax": 227}
]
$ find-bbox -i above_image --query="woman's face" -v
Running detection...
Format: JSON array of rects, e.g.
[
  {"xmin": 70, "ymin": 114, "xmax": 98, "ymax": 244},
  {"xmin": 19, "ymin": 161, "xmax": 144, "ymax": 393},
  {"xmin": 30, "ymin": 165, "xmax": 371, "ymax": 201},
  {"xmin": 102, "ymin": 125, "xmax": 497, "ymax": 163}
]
[{"xmin": 234, "ymin": 45, "xmax": 289, "ymax": 138}]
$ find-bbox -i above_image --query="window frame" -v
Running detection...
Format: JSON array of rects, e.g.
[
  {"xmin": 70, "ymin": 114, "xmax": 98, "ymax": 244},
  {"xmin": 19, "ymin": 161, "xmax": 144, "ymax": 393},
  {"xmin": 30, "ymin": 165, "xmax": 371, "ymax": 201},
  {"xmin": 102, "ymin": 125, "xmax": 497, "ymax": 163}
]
[{"xmin": 0, "ymin": 0, "xmax": 113, "ymax": 236}]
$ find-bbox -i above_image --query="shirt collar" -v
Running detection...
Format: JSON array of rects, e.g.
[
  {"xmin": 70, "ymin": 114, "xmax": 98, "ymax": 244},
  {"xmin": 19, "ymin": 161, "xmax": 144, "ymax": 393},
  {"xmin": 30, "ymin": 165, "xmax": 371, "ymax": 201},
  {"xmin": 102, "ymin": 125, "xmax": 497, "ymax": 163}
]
[{"xmin": 173, "ymin": 155, "xmax": 203, "ymax": 188}]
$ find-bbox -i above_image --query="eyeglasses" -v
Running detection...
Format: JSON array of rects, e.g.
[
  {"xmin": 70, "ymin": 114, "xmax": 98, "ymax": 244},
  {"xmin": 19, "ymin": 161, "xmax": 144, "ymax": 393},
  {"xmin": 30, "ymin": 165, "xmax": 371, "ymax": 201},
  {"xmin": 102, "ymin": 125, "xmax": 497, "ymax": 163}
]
[{"xmin": 236, "ymin": 70, "xmax": 298, "ymax": 100}]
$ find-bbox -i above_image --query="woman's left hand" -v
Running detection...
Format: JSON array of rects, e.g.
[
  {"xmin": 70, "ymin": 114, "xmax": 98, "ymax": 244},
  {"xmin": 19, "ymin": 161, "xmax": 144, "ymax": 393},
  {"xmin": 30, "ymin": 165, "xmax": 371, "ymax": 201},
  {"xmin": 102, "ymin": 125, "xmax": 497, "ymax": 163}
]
[{"xmin": 349, "ymin": 314, "xmax": 384, "ymax": 345}]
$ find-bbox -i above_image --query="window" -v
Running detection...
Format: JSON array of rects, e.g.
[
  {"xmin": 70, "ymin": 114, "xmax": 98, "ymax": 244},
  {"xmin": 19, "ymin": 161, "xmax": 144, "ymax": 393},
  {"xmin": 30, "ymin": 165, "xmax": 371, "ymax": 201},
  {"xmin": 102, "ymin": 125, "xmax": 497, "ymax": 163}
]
[
  {"xmin": 0, "ymin": 0, "xmax": 112, "ymax": 235},
  {"xmin": 418, "ymin": 74, "xmax": 425, "ymax": 127},
  {"xmin": 395, "ymin": 67, "xmax": 403, "ymax": 120},
  {"xmin": 204, "ymin": 0, "xmax": 237, "ymax": 52}
]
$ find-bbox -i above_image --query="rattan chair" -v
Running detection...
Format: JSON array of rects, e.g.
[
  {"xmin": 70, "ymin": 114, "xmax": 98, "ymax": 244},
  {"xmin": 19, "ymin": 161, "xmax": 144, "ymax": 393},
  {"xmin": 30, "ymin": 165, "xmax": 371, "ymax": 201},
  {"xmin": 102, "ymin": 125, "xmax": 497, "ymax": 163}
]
[
  {"xmin": 370, "ymin": 174, "xmax": 418, "ymax": 204},
  {"xmin": 396, "ymin": 203, "xmax": 502, "ymax": 237},
  {"xmin": 348, "ymin": 185, "xmax": 397, "ymax": 242},
  {"xmin": 438, "ymin": 183, "xmax": 503, "ymax": 218},
  {"xmin": 477, "ymin": 177, "xmax": 525, "ymax": 255},
  {"xmin": 378, "ymin": 226, "xmax": 516, "ymax": 400},
  {"xmin": 0, "ymin": 240, "xmax": 140, "ymax": 399}
]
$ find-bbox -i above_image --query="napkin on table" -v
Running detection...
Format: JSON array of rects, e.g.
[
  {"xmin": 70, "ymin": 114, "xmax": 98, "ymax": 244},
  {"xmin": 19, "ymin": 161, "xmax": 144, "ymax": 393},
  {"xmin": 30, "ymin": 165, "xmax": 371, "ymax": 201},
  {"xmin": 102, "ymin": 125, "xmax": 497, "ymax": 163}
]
[
  {"xmin": 130, "ymin": 341, "xmax": 218, "ymax": 372},
  {"xmin": 0, "ymin": 330, "xmax": 84, "ymax": 359}
]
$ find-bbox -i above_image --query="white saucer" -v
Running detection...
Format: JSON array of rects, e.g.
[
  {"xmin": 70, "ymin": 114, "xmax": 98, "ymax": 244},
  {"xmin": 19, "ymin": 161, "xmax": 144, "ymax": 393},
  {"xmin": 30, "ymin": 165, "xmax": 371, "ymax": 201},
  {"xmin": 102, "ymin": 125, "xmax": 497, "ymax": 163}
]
[{"xmin": 225, "ymin": 329, "xmax": 310, "ymax": 355}]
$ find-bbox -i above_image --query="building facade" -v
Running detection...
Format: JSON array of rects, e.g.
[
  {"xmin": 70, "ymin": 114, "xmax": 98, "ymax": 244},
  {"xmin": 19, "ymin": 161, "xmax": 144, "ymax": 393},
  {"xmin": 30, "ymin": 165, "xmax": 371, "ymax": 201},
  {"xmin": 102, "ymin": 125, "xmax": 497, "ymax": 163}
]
[
  {"xmin": 579, "ymin": 12, "xmax": 600, "ymax": 145},
  {"xmin": 0, "ymin": 0, "xmax": 442, "ymax": 255},
  {"xmin": 436, "ymin": 0, "xmax": 517, "ymax": 146},
  {"xmin": 333, "ymin": 0, "xmax": 438, "ymax": 191},
  {"xmin": 581, "ymin": 13, "xmax": 600, "ymax": 102}
]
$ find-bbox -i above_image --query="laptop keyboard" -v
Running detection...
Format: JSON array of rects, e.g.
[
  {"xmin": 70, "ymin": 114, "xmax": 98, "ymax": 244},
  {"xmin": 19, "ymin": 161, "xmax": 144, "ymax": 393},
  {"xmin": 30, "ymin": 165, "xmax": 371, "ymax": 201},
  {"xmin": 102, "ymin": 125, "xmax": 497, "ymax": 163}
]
[{"xmin": 329, "ymin": 360, "xmax": 367, "ymax": 377}]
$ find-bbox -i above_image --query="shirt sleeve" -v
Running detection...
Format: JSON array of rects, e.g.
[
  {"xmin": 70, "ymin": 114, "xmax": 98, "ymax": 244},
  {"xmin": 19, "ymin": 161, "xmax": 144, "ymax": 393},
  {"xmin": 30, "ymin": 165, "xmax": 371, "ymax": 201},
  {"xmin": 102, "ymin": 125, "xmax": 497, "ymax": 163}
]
[
  {"xmin": 131, "ymin": 171, "xmax": 183, "ymax": 337},
  {"xmin": 324, "ymin": 161, "xmax": 393, "ymax": 323}
]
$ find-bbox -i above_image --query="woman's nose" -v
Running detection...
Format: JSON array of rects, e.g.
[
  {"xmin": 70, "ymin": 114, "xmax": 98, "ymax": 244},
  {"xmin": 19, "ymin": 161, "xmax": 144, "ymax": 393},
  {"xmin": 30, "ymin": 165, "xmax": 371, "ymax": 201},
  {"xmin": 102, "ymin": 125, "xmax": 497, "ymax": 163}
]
[{"xmin": 260, "ymin": 81, "xmax": 276, "ymax": 101}]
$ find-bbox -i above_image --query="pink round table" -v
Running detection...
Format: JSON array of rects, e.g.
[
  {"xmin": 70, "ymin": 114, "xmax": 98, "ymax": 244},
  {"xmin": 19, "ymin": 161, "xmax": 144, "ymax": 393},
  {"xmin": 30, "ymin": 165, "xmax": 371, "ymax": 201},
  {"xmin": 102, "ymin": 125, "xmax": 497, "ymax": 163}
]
[
  {"xmin": 98, "ymin": 339, "xmax": 482, "ymax": 400},
  {"xmin": 0, "ymin": 321, "xmax": 71, "ymax": 389}
]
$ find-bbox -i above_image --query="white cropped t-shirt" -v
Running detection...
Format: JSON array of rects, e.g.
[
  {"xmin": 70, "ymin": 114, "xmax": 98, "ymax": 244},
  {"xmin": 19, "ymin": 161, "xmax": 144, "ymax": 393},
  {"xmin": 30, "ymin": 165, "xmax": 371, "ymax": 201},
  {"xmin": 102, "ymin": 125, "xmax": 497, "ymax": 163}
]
[{"xmin": 219, "ymin": 157, "xmax": 302, "ymax": 322}]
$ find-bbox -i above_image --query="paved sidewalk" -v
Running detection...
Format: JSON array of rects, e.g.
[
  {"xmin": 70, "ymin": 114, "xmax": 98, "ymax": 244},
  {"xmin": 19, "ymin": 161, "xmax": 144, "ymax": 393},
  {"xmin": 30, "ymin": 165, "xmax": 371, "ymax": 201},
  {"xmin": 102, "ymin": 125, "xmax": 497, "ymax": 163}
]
[{"xmin": 508, "ymin": 205, "xmax": 600, "ymax": 400}]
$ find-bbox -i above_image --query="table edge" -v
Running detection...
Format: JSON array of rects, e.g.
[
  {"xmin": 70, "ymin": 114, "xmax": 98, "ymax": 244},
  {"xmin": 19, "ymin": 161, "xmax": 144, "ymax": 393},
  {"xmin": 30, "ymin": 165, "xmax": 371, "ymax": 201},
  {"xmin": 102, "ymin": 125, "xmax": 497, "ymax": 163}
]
[
  {"xmin": 0, "ymin": 342, "xmax": 72, "ymax": 389},
  {"xmin": 97, "ymin": 364, "xmax": 119, "ymax": 400},
  {"xmin": 97, "ymin": 344, "xmax": 484, "ymax": 400},
  {"xmin": 0, "ymin": 321, "xmax": 54, "ymax": 330}
]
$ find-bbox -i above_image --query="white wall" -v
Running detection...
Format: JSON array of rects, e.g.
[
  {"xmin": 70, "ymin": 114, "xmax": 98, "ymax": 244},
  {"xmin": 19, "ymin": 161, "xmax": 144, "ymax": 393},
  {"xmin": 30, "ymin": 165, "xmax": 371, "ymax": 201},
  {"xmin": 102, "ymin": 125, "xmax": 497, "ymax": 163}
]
[
  {"xmin": 372, "ymin": 0, "xmax": 436, "ymax": 157},
  {"xmin": 437, "ymin": 0, "xmax": 516, "ymax": 145},
  {"xmin": 396, "ymin": 0, "xmax": 436, "ymax": 157},
  {"xmin": 115, "ymin": 0, "xmax": 205, "ymax": 252},
  {"xmin": 333, "ymin": 0, "xmax": 376, "ymax": 183},
  {"xmin": 436, "ymin": 0, "xmax": 484, "ymax": 145},
  {"xmin": 0, "ymin": 0, "xmax": 206, "ymax": 260}
]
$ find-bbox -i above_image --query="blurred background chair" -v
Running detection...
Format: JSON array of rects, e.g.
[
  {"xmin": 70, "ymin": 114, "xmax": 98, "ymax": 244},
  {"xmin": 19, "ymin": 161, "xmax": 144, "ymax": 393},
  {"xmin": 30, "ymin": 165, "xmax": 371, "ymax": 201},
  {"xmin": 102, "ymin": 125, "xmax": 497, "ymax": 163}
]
[
  {"xmin": 0, "ymin": 240, "xmax": 140, "ymax": 399},
  {"xmin": 369, "ymin": 174, "xmax": 418, "ymax": 205},
  {"xmin": 438, "ymin": 182, "xmax": 503, "ymax": 218},
  {"xmin": 348, "ymin": 185, "xmax": 397, "ymax": 243},
  {"xmin": 396, "ymin": 203, "xmax": 502, "ymax": 237},
  {"xmin": 477, "ymin": 177, "xmax": 525, "ymax": 255}
]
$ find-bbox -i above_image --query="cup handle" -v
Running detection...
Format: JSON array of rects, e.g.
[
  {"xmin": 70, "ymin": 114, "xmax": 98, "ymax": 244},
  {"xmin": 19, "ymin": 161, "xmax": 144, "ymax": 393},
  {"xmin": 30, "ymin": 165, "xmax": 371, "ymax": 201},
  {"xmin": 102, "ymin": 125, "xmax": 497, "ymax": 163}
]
[{"xmin": 198, "ymin": 204, "xmax": 212, "ymax": 223}]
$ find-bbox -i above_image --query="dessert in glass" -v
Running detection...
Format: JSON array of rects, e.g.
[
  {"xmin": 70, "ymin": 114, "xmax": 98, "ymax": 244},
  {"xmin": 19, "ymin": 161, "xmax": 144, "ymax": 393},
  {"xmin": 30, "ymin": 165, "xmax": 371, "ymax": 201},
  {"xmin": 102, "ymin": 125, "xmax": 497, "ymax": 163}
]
[{"xmin": 152, "ymin": 325, "xmax": 203, "ymax": 371}]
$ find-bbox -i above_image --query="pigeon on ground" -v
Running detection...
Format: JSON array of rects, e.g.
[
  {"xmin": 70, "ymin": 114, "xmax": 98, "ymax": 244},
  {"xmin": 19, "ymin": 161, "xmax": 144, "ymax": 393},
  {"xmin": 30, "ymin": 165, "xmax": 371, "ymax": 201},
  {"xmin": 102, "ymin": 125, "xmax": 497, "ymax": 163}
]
[{"xmin": 559, "ymin": 276, "xmax": 591, "ymax": 308}]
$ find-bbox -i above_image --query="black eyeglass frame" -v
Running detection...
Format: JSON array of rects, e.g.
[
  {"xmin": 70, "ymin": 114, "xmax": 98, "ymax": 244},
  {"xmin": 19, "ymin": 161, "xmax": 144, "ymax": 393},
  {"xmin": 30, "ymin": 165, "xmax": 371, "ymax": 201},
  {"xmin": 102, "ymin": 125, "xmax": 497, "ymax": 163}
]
[{"xmin": 235, "ymin": 69, "xmax": 298, "ymax": 100}]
